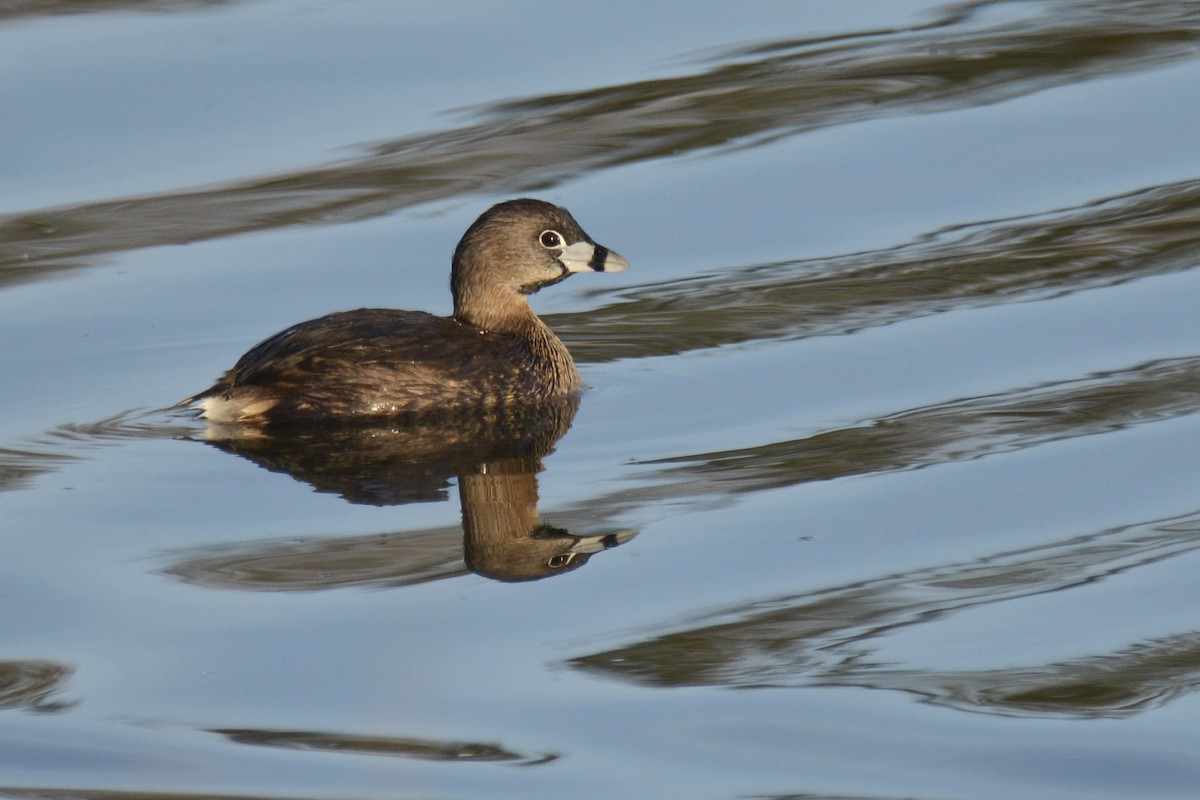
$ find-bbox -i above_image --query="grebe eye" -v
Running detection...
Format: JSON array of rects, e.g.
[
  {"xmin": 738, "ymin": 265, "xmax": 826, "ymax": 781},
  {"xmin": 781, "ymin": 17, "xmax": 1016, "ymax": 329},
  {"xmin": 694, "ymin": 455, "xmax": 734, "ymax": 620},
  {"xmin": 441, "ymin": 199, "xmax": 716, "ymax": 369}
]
[{"xmin": 539, "ymin": 230, "xmax": 563, "ymax": 249}]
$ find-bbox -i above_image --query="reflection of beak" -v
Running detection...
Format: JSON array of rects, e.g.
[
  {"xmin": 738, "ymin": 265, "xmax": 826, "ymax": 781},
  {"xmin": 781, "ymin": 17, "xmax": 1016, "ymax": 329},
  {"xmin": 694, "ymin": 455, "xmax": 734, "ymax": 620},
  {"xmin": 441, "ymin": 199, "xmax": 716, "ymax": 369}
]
[
  {"xmin": 570, "ymin": 529, "xmax": 637, "ymax": 554},
  {"xmin": 558, "ymin": 241, "xmax": 630, "ymax": 274}
]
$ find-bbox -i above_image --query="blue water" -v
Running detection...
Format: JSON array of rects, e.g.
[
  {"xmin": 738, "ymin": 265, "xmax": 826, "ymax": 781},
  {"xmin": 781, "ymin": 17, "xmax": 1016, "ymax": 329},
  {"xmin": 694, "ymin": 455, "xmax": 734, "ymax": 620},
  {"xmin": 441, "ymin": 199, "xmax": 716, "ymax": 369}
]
[{"xmin": 3, "ymin": 2, "xmax": 1200, "ymax": 798}]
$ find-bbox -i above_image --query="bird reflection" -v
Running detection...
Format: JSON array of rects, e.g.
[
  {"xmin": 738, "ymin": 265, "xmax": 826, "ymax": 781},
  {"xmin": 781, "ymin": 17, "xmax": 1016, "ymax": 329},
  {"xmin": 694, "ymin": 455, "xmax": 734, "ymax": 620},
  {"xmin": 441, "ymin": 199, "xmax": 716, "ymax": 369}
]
[{"xmin": 190, "ymin": 397, "xmax": 632, "ymax": 582}]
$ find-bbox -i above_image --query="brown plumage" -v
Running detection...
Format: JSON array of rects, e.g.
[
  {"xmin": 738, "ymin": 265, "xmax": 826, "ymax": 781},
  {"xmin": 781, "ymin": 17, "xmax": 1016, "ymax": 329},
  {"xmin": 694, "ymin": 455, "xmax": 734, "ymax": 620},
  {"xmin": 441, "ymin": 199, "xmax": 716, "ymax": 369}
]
[{"xmin": 180, "ymin": 199, "xmax": 627, "ymax": 424}]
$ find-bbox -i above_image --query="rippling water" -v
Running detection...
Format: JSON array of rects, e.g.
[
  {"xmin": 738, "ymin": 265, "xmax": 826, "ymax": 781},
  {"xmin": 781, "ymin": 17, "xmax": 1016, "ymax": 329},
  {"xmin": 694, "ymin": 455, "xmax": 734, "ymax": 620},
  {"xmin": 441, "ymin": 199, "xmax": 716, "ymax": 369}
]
[{"xmin": 3, "ymin": 2, "xmax": 1200, "ymax": 798}]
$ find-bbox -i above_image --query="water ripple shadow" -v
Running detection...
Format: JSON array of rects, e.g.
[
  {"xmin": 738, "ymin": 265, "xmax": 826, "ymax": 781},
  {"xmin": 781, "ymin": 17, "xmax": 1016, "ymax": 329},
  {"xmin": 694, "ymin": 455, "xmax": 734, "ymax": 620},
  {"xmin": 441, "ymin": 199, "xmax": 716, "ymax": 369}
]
[
  {"xmin": 566, "ymin": 177, "xmax": 1200, "ymax": 361},
  {"xmin": 571, "ymin": 354, "xmax": 1200, "ymax": 515},
  {"xmin": 0, "ymin": 660, "xmax": 75, "ymax": 714},
  {"xmin": 0, "ymin": 0, "xmax": 238, "ymax": 24},
  {"xmin": 212, "ymin": 727, "xmax": 557, "ymax": 766},
  {"xmin": 0, "ymin": 409, "xmax": 192, "ymax": 494},
  {"xmin": 3, "ymin": 0, "xmax": 1197, "ymax": 288},
  {"xmin": 568, "ymin": 507, "xmax": 1200, "ymax": 719}
]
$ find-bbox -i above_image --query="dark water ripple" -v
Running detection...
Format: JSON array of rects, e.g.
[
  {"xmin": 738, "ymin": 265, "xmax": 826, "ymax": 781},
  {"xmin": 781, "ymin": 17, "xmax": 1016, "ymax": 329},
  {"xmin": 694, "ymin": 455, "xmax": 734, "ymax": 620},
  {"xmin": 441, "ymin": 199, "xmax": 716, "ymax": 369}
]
[
  {"xmin": 0, "ymin": 660, "xmax": 74, "ymax": 713},
  {"xmin": 565, "ymin": 354, "xmax": 1200, "ymax": 514},
  {"xmin": 0, "ymin": 411, "xmax": 193, "ymax": 494},
  {"xmin": 563, "ymin": 178, "xmax": 1200, "ymax": 360},
  {"xmin": 569, "ymin": 507, "xmax": 1200, "ymax": 719},
  {"xmin": 2, "ymin": 0, "xmax": 1197, "ymax": 287},
  {"xmin": 0, "ymin": 790, "xmax": 290, "ymax": 800},
  {"xmin": 211, "ymin": 727, "xmax": 557, "ymax": 765},
  {"xmin": 0, "ymin": 0, "xmax": 235, "ymax": 23},
  {"xmin": 163, "ymin": 526, "xmax": 469, "ymax": 591}
]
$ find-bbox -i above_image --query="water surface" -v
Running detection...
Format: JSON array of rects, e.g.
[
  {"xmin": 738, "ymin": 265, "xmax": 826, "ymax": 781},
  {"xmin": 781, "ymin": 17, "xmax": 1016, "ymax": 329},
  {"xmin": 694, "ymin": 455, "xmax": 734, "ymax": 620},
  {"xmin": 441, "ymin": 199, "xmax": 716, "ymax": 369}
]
[{"xmin": 3, "ymin": 2, "xmax": 1200, "ymax": 798}]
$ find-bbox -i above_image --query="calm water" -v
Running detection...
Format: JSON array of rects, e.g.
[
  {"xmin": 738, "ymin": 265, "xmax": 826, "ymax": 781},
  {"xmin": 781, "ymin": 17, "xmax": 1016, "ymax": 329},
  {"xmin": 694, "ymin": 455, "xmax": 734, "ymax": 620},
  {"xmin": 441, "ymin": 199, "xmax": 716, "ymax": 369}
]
[{"xmin": 3, "ymin": 1, "xmax": 1200, "ymax": 798}]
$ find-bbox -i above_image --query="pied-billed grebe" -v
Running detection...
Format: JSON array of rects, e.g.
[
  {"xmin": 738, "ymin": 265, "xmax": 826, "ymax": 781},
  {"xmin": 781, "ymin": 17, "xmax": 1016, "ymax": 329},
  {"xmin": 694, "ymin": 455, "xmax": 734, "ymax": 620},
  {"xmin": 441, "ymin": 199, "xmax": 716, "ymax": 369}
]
[{"xmin": 180, "ymin": 198, "xmax": 628, "ymax": 423}]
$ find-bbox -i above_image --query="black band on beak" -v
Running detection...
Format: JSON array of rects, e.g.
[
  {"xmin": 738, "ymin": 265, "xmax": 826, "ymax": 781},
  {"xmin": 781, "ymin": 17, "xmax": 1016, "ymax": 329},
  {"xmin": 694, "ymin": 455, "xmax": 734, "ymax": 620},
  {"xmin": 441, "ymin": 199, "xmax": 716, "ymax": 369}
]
[{"xmin": 589, "ymin": 244, "xmax": 610, "ymax": 271}]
